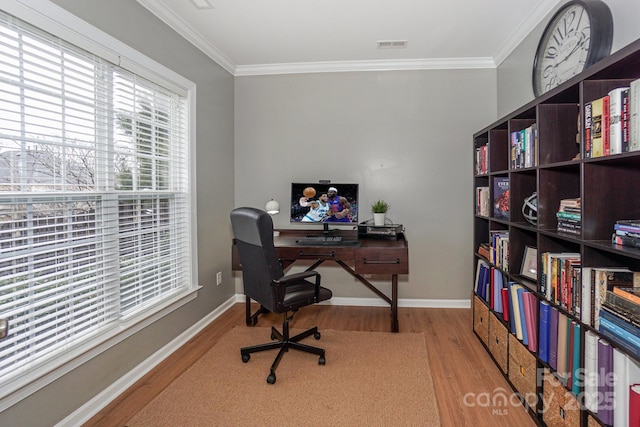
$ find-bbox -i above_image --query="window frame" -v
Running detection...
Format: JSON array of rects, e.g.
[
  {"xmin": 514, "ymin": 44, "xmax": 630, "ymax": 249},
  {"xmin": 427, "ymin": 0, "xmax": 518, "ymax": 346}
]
[{"xmin": 0, "ymin": 0, "xmax": 199, "ymax": 410}]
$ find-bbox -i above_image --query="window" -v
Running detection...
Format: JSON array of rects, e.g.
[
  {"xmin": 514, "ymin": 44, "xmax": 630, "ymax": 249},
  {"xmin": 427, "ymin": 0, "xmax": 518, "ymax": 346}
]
[{"xmin": 0, "ymin": 7, "xmax": 195, "ymax": 399}]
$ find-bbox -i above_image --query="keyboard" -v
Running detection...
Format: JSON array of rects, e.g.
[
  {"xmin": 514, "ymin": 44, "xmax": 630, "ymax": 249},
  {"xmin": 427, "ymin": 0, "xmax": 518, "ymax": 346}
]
[{"xmin": 296, "ymin": 235, "xmax": 343, "ymax": 244}]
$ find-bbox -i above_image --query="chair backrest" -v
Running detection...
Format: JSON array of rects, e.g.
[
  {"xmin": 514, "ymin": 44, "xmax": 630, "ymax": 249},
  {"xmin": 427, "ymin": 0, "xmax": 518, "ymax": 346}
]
[{"xmin": 230, "ymin": 207, "xmax": 284, "ymax": 312}]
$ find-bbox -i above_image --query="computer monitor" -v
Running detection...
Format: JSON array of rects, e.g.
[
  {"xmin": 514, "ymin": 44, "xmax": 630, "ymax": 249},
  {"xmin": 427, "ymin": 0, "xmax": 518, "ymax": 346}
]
[{"xmin": 290, "ymin": 182, "xmax": 359, "ymax": 233}]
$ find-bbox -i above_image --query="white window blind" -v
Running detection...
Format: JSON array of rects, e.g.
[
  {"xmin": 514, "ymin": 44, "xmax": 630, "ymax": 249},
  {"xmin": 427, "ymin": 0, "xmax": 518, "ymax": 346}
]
[{"xmin": 0, "ymin": 10, "xmax": 191, "ymax": 385}]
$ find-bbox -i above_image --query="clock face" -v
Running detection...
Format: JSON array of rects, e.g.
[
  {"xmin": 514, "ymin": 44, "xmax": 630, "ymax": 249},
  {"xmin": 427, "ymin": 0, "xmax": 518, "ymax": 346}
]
[{"xmin": 532, "ymin": 0, "xmax": 613, "ymax": 97}]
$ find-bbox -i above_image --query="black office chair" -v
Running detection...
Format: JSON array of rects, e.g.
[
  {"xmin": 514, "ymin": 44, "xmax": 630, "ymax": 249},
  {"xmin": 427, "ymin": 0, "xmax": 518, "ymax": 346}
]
[{"xmin": 230, "ymin": 207, "xmax": 333, "ymax": 384}]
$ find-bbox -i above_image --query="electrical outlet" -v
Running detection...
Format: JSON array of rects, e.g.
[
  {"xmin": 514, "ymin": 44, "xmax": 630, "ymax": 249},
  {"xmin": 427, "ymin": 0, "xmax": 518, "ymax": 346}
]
[{"xmin": 216, "ymin": 271, "xmax": 222, "ymax": 286}]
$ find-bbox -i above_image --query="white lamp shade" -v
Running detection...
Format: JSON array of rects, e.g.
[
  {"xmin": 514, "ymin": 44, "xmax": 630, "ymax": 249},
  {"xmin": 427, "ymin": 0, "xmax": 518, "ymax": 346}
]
[{"xmin": 265, "ymin": 199, "xmax": 280, "ymax": 215}]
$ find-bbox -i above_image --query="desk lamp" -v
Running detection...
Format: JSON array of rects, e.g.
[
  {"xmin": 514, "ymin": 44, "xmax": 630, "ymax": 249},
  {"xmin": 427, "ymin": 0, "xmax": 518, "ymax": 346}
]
[{"xmin": 265, "ymin": 199, "xmax": 280, "ymax": 236}]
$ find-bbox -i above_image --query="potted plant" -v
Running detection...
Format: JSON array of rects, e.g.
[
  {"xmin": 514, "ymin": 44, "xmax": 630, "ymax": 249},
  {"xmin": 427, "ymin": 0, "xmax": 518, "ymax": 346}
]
[{"xmin": 371, "ymin": 199, "xmax": 389, "ymax": 226}]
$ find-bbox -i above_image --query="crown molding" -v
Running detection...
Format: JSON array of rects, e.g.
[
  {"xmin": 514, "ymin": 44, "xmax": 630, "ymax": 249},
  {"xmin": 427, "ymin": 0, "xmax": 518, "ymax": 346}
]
[
  {"xmin": 234, "ymin": 57, "xmax": 496, "ymax": 77},
  {"xmin": 492, "ymin": 0, "xmax": 563, "ymax": 66},
  {"xmin": 138, "ymin": 0, "xmax": 562, "ymax": 77},
  {"xmin": 136, "ymin": 0, "xmax": 236, "ymax": 75}
]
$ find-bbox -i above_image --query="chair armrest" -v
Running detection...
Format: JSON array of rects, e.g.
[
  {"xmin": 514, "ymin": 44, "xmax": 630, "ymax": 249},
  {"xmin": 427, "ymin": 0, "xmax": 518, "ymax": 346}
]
[
  {"xmin": 274, "ymin": 270, "xmax": 319, "ymax": 286},
  {"xmin": 273, "ymin": 270, "xmax": 321, "ymax": 302}
]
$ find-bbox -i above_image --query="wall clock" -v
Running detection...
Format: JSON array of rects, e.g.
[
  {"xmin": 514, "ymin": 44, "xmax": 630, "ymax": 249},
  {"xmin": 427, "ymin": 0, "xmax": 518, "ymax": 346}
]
[{"xmin": 532, "ymin": 0, "xmax": 613, "ymax": 97}]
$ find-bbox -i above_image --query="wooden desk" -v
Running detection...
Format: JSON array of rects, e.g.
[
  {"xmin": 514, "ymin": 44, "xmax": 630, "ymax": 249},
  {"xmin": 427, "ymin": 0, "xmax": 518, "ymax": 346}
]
[{"xmin": 232, "ymin": 229, "xmax": 409, "ymax": 332}]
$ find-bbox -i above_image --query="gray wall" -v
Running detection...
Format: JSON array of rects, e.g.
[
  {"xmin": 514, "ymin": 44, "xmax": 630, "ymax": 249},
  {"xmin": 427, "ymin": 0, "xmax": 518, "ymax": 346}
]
[
  {"xmin": 234, "ymin": 70, "xmax": 497, "ymax": 300},
  {"xmin": 497, "ymin": 0, "xmax": 640, "ymax": 117},
  {"xmin": 0, "ymin": 1, "xmax": 235, "ymax": 426}
]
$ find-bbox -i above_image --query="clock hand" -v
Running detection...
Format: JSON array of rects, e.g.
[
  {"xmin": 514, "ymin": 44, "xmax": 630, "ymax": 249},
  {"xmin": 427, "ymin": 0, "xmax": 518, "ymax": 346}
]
[{"xmin": 555, "ymin": 37, "xmax": 588, "ymax": 67}]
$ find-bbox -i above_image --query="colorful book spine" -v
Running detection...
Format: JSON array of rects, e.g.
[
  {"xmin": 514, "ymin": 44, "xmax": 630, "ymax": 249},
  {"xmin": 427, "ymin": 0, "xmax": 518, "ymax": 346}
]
[
  {"xmin": 631, "ymin": 384, "xmax": 640, "ymax": 427},
  {"xmin": 598, "ymin": 339, "xmax": 614, "ymax": 426},
  {"xmin": 592, "ymin": 97, "xmax": 605, "ymax": 158},
  {"xmin": 549, "ymin": 306, "xmax": 559, "ymax": 370},
  {"xmin": 584, "ymin": 101, "xmax": 592, "ymax": 158},
  {"xmin": 539, "ymin": 301, "xmax": 550, "ymax": 363},
  {"xmin": 609, "ymin": 87, "xmax": 630, "ymax": 154}
]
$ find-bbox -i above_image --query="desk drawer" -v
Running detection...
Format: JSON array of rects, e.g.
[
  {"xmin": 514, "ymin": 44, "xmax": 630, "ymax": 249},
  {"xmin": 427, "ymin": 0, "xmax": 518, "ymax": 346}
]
[
  {"xmin": 355, "ymin": 247, "xmax": 408, "ymax": 274},
  {"xmin": 278, "ymin": 246, "xmax": 355, "ymax": 262}
]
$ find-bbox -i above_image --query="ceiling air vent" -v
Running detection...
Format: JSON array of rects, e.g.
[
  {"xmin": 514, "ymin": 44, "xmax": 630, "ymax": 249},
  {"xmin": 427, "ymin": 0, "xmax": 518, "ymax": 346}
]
[
  {"xmin": 377, "ymin": 40, "xmax": 408, "ymax": 49},
  {"xmin": 189, "ymin": 0, "xmax": 215, "ymax": 9}
]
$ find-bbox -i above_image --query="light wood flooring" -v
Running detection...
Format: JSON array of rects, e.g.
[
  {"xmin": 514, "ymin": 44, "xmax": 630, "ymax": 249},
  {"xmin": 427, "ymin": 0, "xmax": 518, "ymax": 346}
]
[{"xmin": 84, "ymin": 304, "xmax": 536, "ymax": 427}]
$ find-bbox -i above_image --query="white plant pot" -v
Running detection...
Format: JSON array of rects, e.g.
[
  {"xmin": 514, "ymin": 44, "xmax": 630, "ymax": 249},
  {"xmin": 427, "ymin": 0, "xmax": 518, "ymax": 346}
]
[{"xmin": 373, "ymin": 212, "xmax": 386, "ymax": 226}]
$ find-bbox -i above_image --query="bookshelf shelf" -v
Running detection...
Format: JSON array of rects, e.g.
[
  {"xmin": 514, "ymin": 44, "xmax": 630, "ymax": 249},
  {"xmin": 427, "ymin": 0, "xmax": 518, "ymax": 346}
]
[{"xmin": 472, "ymin": 36, "xmax": 640, "ymax": 427}]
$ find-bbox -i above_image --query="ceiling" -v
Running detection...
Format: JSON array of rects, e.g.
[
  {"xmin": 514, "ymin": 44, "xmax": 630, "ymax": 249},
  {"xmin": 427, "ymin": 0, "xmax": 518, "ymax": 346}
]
[{"xmin": 137, "ymin": 0, "xmax": 562, "ymax": 76}]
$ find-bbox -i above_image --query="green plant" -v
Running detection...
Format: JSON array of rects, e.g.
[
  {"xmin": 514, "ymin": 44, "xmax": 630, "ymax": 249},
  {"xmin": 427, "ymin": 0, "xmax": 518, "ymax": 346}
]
[{"xmin": 371, "ymin": 199, "xmax": 389, "ymax": 213}]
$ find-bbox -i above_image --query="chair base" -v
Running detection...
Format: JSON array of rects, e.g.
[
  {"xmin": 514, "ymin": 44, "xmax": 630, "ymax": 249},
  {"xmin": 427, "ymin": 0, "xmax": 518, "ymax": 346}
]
[{"xmin": 240, "ymin": 316, "xmax": 326, "ymax": 384}]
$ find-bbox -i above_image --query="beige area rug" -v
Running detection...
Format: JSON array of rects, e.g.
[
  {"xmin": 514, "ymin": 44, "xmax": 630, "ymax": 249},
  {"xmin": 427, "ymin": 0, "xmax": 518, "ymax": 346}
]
[{"xmin": 127, "ymin": 327, "xmax": 440, "ymax": 427}]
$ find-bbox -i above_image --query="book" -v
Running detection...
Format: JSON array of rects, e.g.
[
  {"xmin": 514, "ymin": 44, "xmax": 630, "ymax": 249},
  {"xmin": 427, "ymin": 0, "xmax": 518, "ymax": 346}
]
[
  {"xmin": 493, "ymin": 177, "xmax": 509, "ymax": 220},
  {"xmin": 582, "ymin": 267, "xmax": 593, "ymax": 325},
  {"xmin": 591, "ymin": 96, "xmax": 605, "ymax": 157},
  {"xmin": 501, "ymin": 287, "xmax": 509, "ymax": 322},
  {"xmin": 598, "ymin": 338, "xmax": 614, "ymax": 426},
  {"xmin": 557, "ymin": 311, "xmax": 568, "ymax": 384},
  {"xmin": 523, "ymin": 291, "xmax": 537, "ymax": 352},
  {"xmin": 606, "ymin": 291, "xmax": 640, "ymax": 319},
  {"xmin": 613, "ymin": 233, "xmax": 640, "ymax": 249},
  {"xmin": 549, "ymin": 306, "xmax": 559, "ymax": 370},
  {"xmin": 617, "ymin": 219, "xmax": 640, "ymax": 227},
  {"xmin": 584, "ymin": 101, "xmax": 592, "ymax": 158},
  {"xmin": 631, "ymin": 78, "xmax": 640, "ymax": 151},
  {"xmin": 614, "ymin": 287, "xmax": 640, "ymax": 305},
  {"xmin": 603, "ymin": 95, "xmax": 611, "ymax": 156},
  {"xmin": 516, "ymin": 286, "xmax": 528, "ymax": 345},
  {"xmin": 609, "ymin": 87, "xmax": 630, "ymax": 154},
  {"xmin": 593, "ymin": 267, "xmax": 636, "ymax": 329},
  {"xmin": 571, "ymin": 321, "xmax": 580, "ymax": 395},
  {"xmin": 583, "ymin": 330, "xmax": 599, "ymax": 412},
  {"xmin": 599, "ymin": 316, "xmax": 640, "ymax": 359},
  {"xmin": 632, "ymin": 384, "xmax": 640, "ymax": 427},
  {"xmin": 539, "ymin": 300, "xmax": 551, "ymax": 363}
]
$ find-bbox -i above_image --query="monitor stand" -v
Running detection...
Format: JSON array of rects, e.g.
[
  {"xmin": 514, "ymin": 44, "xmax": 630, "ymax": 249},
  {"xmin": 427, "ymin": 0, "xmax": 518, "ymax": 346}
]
[{"xmin": 322, "ymin": 222, "xmax": 337, "ymax": 236}]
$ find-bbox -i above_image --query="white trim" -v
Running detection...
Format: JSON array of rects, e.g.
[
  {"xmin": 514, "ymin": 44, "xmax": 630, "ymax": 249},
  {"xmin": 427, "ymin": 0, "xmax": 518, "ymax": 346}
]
[
  {"xmin": 136, "ymin": 0, "xmax": 236, "ymax": 75},
  {"xmin": 55, "ymin": 294, "xmax": 237, "ymax": 427},
  {"xmin": 136, "ymin": 0, "xmax": 563, "ymax": 76},
  {"xmin": 234, "ymin": 294, "xmax": 470, "ymax": 309},
  {"xmin": 492, "ymin": 0, "xmax": 564, "ymax": 66},
  {"xmin": 234, "ymin": 58, "xmax": 496, "ymax": 77}
]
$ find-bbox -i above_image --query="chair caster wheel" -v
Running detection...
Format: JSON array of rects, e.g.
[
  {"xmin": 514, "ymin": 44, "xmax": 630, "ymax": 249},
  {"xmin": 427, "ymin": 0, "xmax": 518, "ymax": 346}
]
[
  {"xmin": 241, "ymin": 353, "xmax": 250, "ymax": 363},
  {"xmin": 318, "ymin": 356, "xmax": 326, "ymax": 365},
  {"xmin": 314, "ymin": 332, "xmax": 321, "ymax": 340},
  {"xmin": 267, "ymin": 373, "xmax": 276, "ymax": 384}
]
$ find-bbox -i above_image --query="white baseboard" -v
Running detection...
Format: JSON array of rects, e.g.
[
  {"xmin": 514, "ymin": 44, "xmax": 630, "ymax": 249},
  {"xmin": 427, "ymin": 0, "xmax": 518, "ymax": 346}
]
[
  {"xmin": 59, "ymin": 294, "xmax": 470, "ymax": 426},
  {"xmin": 56, "ymin": 295, "xmax": 238, "ymax": 427},
  {"xmin": 236, "ymin": 294, "xmax": 470, "ymax": 308}
]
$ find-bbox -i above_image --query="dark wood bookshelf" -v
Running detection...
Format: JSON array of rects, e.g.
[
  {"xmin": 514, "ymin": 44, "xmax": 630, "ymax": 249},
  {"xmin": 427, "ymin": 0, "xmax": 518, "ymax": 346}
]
[{"xmin": 472, "ymin": 37, "xmax": 640, "ymax": 427}]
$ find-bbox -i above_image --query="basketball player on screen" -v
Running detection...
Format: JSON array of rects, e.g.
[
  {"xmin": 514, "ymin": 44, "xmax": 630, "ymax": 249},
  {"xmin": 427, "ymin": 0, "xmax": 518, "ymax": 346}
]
[
  {"xmin": 325, "ymin": 186, "xmax": 352, "ymax": 222},
  {"xmin": 301, "ymin": 193, "xmax": 330, "ymax": 222}
]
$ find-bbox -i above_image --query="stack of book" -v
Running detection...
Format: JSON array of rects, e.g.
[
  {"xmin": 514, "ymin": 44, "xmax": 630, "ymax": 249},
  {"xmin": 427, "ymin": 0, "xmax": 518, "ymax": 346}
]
[
  {"xmin": 556, "ymin": 198, "xmax": 581, "ymax": 235},
  {"xmin": 600, "ymin": 288, "xmax": 640, "ymax": 358},
  {"xmin": 613, "ymin": 219, "xmax": 640, "ymax": 249}
]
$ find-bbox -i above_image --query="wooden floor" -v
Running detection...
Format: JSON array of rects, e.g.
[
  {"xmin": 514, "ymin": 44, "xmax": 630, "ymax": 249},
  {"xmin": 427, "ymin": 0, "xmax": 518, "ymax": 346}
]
[{"xmin": 84, "ymin": 304, "xmax": 536, "ymax": 427}]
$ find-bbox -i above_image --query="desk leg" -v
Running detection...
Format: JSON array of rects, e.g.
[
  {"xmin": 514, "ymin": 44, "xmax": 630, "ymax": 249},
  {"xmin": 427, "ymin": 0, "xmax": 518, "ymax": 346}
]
[{"xmin": 391, "ymin": 274, "xmax": 399, "ymax": 332}]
